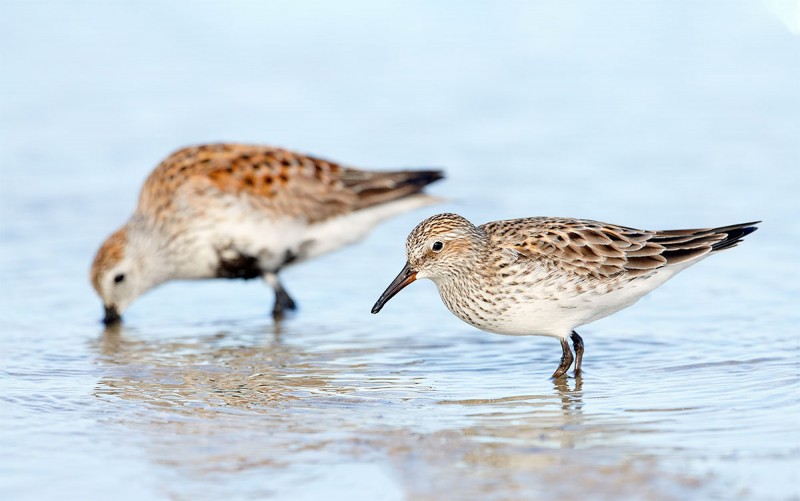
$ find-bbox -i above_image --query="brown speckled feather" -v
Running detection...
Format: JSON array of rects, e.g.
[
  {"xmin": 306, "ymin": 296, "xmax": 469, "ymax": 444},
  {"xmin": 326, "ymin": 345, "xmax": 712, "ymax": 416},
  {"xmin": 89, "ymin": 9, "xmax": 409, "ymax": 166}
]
[
  {"xmin": 138, "ymin": 143, "xmax": 443, "ymax": 224},
  {"xmin": 481, "ymin": 218, "xmax": 759, "ymax": 280}
]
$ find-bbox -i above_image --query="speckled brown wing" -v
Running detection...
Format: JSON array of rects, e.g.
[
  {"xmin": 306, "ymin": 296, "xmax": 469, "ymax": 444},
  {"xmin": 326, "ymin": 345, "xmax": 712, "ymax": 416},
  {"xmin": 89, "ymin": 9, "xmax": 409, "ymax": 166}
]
[
  {"xmin": 482, "ymin": 218, "xmax": 758, "ymax": 280},
  {"xmin": 137, "ymin": 143, "xmax": 443, "ymax": 224}
]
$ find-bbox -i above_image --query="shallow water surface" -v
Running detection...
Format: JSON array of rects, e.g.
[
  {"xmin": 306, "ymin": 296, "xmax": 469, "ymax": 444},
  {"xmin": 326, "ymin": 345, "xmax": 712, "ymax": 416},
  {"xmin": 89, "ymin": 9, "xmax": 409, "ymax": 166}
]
[{"xmin": 2, "ymin": 1, "xmax": 799, "ymax": 500}]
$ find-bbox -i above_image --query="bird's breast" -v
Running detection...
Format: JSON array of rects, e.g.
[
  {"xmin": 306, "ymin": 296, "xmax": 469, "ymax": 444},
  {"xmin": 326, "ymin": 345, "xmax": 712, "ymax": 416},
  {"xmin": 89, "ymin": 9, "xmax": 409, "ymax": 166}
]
[{"xmin": 435, "ymin": 269, "xmax": 595, "ymax": 338}]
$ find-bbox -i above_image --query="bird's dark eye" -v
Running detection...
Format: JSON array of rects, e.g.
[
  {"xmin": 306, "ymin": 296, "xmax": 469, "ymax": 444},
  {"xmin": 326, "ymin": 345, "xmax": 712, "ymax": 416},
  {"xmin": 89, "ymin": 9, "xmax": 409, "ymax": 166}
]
[
  {"xmin": 114, "ymin": 273, "xmax": 126, "ymax": 284},
  {"xmin": 432, "ymin": 241, "xmax": 444, "ymax": 252}
]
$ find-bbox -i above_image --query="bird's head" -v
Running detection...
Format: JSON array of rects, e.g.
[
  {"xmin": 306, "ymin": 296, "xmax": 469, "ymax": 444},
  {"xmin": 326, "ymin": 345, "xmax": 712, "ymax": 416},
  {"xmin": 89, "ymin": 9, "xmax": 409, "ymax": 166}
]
[
  {"xmin": 90, "ymin": 226, "xmax": 157, "ymax": 325},
  {"xmin": 371, "ymin": 213, "xmax": 484, "ymax": 313}
]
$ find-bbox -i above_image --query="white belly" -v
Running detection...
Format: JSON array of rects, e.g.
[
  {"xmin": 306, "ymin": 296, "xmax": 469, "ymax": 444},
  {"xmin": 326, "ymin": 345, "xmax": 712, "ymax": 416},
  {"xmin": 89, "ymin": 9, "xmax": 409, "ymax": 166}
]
[
  {"xmin": 438, "ymin": 263, "xmax": 696, "ymax": 339},
  {"xmin": 169, "ymin": 192, "xmax": 438, "ymax": 279}
]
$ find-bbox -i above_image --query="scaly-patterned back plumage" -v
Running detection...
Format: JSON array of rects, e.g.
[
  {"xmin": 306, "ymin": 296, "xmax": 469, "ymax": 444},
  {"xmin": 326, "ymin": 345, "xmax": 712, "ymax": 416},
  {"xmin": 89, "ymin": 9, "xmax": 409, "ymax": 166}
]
[
  {"xmin": 138, "ymin": 143, "xmax": 442, "ymax": 225},
  {"xmin": 481, "ymin": 217, "xmax": 759, "ymax": 281}
]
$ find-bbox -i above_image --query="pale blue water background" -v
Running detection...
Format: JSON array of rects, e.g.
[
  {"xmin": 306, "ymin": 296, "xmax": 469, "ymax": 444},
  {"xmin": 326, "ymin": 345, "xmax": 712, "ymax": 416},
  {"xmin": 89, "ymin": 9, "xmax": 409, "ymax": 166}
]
[{"xmin": 1, "ymin": 1, "xmax": 799, "ymax": 500}]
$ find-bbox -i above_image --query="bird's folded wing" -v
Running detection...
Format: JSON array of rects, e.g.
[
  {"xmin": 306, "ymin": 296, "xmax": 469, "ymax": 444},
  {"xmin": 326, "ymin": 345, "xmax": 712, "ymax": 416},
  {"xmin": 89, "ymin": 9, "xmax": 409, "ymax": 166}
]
[{"xmin": 483, "ymin": 218, "xmax": 724, "ymax": 280}]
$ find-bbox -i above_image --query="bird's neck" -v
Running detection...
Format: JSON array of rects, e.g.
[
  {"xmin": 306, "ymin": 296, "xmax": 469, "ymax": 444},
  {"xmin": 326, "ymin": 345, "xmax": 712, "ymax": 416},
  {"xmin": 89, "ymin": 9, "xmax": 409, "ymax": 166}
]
[
  {"xmin": 436, "ymin": 274, "xmax": 496, "ymax": 330},
  {"xmin": 125, "ymin": 217, "xmax": 176, "ymax": 288},
  {"xmin": 434, "ymin": 244, "xmax": 496, "ymax": 325}
]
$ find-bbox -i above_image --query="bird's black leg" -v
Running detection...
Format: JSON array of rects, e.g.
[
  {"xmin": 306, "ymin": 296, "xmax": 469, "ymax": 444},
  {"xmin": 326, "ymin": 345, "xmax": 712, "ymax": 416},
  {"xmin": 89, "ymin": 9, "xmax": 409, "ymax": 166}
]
[
  {"xmin": 264, "ymin": 272, "xmax": 297, "ymax": 320},
  {"xmin": 552, "ymin": 337, "xmax": 574, "ymax": 379},
  {"xmin": 571, "ymin": 330, "xmax": 584, "ymax": 375},
  {"xmin": 272, "ymin": 282, "xmax": 297, "ymax": 319}
]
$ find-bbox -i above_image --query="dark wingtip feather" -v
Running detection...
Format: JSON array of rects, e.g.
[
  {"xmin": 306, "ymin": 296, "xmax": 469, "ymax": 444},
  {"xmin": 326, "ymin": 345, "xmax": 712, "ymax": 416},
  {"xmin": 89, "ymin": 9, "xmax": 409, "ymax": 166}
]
[
  {"xmin": 400, "ymin": 169, "xmax": 445, "ymax": 189},
  {"xmin": 348, "ymin": 168, "xmax": 445, "ymax": 210},
  {"xmin": 711, "ymin": 221, "xmax": 760, "ymax": 252}
]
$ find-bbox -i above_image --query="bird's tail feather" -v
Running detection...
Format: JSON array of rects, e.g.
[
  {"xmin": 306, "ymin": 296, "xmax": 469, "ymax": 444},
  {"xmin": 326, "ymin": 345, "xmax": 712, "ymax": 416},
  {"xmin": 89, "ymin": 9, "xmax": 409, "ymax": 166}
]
[
  {"xmin": 344, "ymin": 168, "xmax": 445, "ymax": 210},
  {"xmin": 710, "ymin": 221, "xmax": 760, "ymax": 252}
]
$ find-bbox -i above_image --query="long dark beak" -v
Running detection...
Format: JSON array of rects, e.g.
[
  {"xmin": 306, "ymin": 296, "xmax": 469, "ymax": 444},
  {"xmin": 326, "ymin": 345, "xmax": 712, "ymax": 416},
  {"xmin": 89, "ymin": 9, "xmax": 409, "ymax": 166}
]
[
  {"xmin": 103, "ymin": 305, "xmax": 122, "ymax": 326},
  {"xmin": 371, "ymin": 262, "xmax": 417, "ymax": 314}
]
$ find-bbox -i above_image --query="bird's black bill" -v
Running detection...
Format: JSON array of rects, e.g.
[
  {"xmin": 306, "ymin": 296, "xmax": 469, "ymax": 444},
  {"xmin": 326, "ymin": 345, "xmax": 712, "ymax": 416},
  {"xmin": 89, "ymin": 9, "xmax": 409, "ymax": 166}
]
[
  {"xmin": 371, "ymin": 262, "xmax": 417, "ymax": 314},
  {"xmin": 103, "ymin": 305, "xmax": 122, "ymax": 326}
]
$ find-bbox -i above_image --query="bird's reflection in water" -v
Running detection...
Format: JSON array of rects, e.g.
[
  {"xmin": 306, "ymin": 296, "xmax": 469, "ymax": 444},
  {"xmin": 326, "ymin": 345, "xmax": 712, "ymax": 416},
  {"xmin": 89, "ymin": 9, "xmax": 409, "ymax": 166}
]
[
  {"xmin": 435, "ymin": 373, "xmax": 586, "ymax": 450},
  {"xmin": 90, "ymin": 328, "xmax": 706, "ymax": 500},
  {"xmin": 553, "ymin": 372, "xmax": 583, "ymax": 408},
  {"xmin": 93, "ymin": 321, "xmax": 328, "ymax": 414},
  {"xmin": 389, "ymin": 374, "xmax": 704, "ymax": 501},
  {"xmin": 91, "ymin": 321, "xmax": 360, "ymax": 493}
]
